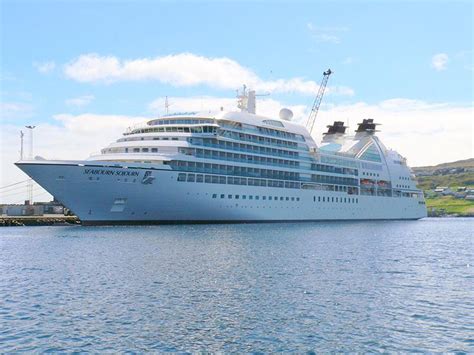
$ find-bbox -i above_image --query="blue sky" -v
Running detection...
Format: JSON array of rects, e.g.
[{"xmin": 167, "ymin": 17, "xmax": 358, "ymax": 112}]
[
  {"xmin": 1, "ymin": 1, "xmax": 472, "ymax": 121},
  {"xmin": 0, "ymin": 0, "xmax": 473, "ymax": 201}
]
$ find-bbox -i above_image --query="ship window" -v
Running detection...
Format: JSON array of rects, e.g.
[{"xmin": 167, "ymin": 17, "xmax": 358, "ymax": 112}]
[
  {"xmin": 291, "ymin": 197, "xmax": 294, "ymax": 201},
  {"xmin": 151, "ymin": 148, "xmax": 158, "ymax": 152},
  {"xmin": 262, "ymin": 196, "xmax": 266, "ymax": 200},
  {"xmin": 296, "ymin": 197, "xmax": 300, "ymax": 201},
  {"xmin": 142, "ymin": 148, "xmax": 149, "ymax": 152},
  {"xmin": 323, "ymin": 197, "xmax": 325, "ymax": 202},
  {"xmin": 242, "ymin": 195, "xmax": 247, "ymax": 199},
  {"xmin": 269, "ymin": 196, "xmax": 272, "ymax": 200},
  {"xmin": 125, "ymin": 148, "xmax": 129, "ymax": 153},
  {"xmin": 177, "ymin": 173, "xmax": 186, "ymax": 181},
  {"xmin": 360, "ymin": 143, "xmax": 382, "ymax": 163},
  {"xmin": 221, "ymin": 194, "xmax": 225, "ymax": 198},
  {"xmin": 256, "ymin": 196, "xmax": 260, "ymax": 200},
  {"xmin": 228, "ymin": 194, "xmax": 232, "ymax": 199},
  {"xmin": 249, "ymin": 195, "xmax": 253, "ymax": 200},
  {"xmin": 212, "ymin": 194, "xmax": 217, "ymax": 199},
  {"xmin": 133, "ymin": 148, "xmax": 140, "ymax": 152},
  {"xmin": 262, "ymin": 119, "xmax": 284, "ymax": 128},
  {"xmin": 280, "ymin": 197, "xmax": 284, "ymax": 201},
  {"xmin": 196, "ymin": 174, "xmax": 203, "ymax": 183},
  {"xmin": 332, "ymin": 197, "xmax": 334, "ymax": 202},
  {"xmin": 187, "ymin": 174, "xmax": 195, "ymax": 182}
]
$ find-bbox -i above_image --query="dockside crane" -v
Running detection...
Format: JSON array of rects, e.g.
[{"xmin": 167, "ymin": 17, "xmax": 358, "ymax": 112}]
[{"xmin": 306, "ymin": 69, "xmax": 332, "ymax": 135}]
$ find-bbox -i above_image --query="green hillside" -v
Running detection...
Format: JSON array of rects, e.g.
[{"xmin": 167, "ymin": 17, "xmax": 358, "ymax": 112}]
[
  {"xmin": 414, "ymin": 158, "xmax": 474, "ymax": 217},
  {"xmin": 424, "ymin": 195, "xmax": 474, "ymax": 216},
  {"xmin": 416, "ymin": 173, "xmax": 474, "ymax": 191},
  {"xmin": 414, "ymin": 158, "xmax": 474, "ymax": 172}
]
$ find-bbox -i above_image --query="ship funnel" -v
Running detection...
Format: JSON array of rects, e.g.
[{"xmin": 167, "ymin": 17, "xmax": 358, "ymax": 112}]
[
  {"xmin": 355, "ymin": 119, "xmax": 380, "ymax": 134},
  {"xmin": 322, "ymin": 121, "xmax": 347, "ymax": 143},
  {"xmin": 324, "ymin": 121, "xmax": 347, "ymax": 135}
]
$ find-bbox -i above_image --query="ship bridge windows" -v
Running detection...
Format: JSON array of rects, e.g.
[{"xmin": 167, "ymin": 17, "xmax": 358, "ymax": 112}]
[
  {"xmin": 127, "ymin": 124, "xmax": 217, "ymax": 135},
  {"xmin": 149, "ymin": 118, "xmax": 215, "ymax": 125}
]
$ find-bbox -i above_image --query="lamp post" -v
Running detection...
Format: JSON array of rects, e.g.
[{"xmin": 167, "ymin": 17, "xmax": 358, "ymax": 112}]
[
  {"xmin": 25, "ymin": 125, "xmax": 36, "ymax": 203},
  {"xmin": 20, "ymin": 130, "xmax": 24, "ymax": 160}
]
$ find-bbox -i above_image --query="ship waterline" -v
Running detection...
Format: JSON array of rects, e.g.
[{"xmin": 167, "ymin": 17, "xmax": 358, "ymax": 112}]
[{"xmin": 16, "ymin": 91, "xmax": 427, "ymax": 223}]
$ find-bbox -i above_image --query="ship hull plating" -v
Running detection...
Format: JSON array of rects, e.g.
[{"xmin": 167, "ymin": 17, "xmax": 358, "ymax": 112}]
[{"xmin": 17, "ymin": 162, "xmax": 427, "ymax": 224}]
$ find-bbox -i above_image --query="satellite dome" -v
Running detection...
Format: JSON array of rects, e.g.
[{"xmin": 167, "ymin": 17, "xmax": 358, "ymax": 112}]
[{"xmin": 279, "ymin": 108, "xmax": 293, "ymax": 121}]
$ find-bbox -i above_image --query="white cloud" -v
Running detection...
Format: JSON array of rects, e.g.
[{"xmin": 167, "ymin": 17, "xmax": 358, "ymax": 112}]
[
  {"xmin": 313, "ymin": 99, "xmax": 472, "ymax": 167},
  {"xmin": 63, "ymin": 53, "xmax": 354, "ymax": 96},
  {"xmin": 148, "ymin": 96, "xmax": 308, "ymax": 122},
  {"xmin": 65, "ymin": 95, "xmax": 95, "ymax": 107},
  {"xmin": 0, "ymin": 102, "xmax": 34, "ymax": 120},
  {"xmin": 431, "ymin": 53, "xmax": 449, "ymax": 71},
  {"xmin": 1, "ymin": 98, "xmax": 471, "ymax": 203},
  {"xmin": 148, "ymin": 96, "xmax": 236, "ymax": 114},
  {"xmin": 0, "ymin": 113, "xmax": 147, "ymax": 203},
  {"xmin": 307, "ymin": 22, "xmax": 349, "ymax": 44},
  {"xmin": 33, "ymin": 61, "xmax": 56, "ymax": 74}
]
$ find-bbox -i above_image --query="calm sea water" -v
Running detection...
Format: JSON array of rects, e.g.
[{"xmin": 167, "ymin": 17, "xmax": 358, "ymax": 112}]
[{"xmin": 0, "ymin": 218, "xmax": 473, "ymax": 352}]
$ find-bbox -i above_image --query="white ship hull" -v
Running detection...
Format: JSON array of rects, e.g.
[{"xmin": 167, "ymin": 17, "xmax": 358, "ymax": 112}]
[{"xmin": 17, "ymin": 161, "xmax": 427, "ymax": 224}]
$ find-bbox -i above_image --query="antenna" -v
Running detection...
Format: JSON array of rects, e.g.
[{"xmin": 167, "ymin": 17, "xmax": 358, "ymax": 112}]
[
  {"xmin": 306, "ymin": 69, "xmax": 332, "ymax": 135},
  {"xmin": 164, "ymin": 96, "xmax": 171, "ymax": 115},
  {"xmin": 237, "ymin": 85, "xmax": 248, "ymax": 112},
  {"xmin": 25, "ymin": 125, "xmax": 36, "ymax": 203},
  {"xmin": 237, "ymin": 85, "xmax": 268, "ymax": 114}
]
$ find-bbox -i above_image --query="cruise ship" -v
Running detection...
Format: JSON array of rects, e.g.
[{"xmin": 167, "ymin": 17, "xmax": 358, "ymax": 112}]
[{"xmin": 16, "ymin": 89, "xmax": 427, "ymax": 224}]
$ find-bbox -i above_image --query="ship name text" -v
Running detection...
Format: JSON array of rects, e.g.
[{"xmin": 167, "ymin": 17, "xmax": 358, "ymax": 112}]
[{"xmin": 83, "ymin": 168, "xmax": 140, "ymax": 177}]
